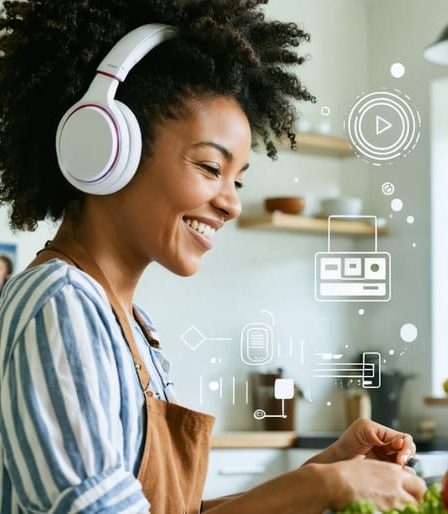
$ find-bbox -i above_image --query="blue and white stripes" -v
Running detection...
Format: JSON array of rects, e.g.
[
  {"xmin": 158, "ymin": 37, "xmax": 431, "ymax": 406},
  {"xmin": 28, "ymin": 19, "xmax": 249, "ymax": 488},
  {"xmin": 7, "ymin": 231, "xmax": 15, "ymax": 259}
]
[{"xmin": 0, "ymin": 259, "xmax": 171, "ymax": 513}]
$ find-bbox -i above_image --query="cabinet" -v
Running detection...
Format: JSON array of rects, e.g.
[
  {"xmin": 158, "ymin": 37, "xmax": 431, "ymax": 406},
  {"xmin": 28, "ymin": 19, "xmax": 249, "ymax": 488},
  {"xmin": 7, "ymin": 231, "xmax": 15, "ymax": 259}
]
[{"xmin": 203, "ymin": 448, "xmax": 321, "ymax": 500}]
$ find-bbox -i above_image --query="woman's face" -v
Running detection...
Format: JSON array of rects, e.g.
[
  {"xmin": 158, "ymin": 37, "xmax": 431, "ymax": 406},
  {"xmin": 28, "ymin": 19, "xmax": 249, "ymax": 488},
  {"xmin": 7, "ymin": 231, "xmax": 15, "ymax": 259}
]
[{"xmin": 112, "ymin": 95, "xmax": 251, "ymax": 276}]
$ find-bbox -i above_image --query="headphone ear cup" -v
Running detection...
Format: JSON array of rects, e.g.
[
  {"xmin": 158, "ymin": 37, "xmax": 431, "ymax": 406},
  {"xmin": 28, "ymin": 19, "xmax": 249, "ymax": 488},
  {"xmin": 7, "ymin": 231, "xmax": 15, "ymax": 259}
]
[{"xmin": 105, "ymin": 100, "xmax": 142, "ymax": 193}]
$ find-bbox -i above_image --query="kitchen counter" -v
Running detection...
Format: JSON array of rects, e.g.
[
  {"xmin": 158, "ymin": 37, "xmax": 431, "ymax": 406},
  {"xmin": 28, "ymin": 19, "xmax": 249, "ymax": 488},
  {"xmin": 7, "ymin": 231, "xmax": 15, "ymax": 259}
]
[{"xmin": 211, "ymin": 431, "xmax": 297, "ymax": 448}]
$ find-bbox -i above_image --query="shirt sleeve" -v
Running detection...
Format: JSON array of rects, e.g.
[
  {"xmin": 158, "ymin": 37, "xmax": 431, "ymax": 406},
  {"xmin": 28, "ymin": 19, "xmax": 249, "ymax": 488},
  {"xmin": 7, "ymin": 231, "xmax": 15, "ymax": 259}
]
[{"xmin": 0, "ymin": 283, "xmax": 150, "ymax": 514}]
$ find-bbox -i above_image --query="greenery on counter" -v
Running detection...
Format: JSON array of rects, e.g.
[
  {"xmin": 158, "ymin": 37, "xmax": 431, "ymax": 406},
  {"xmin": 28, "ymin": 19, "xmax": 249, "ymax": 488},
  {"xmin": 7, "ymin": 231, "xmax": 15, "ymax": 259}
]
[{"xmin": 336, "ymin": 484, "xmax": 448, "ymax": 514}]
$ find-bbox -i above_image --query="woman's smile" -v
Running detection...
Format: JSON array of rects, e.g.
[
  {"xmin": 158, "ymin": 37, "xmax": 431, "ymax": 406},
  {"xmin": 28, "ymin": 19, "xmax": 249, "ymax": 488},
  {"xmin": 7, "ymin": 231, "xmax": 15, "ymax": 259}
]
[{"xmin": 182, "ymin": 215, "xmax": 222, "ymax": 251}]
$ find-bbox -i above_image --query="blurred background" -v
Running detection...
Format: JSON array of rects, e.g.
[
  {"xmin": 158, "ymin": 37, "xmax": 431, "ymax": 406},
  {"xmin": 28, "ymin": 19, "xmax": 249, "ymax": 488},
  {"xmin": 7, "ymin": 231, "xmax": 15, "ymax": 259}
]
[{"xmin": 1, "ymin": 0, "xmax": 448, "ymax": 497}]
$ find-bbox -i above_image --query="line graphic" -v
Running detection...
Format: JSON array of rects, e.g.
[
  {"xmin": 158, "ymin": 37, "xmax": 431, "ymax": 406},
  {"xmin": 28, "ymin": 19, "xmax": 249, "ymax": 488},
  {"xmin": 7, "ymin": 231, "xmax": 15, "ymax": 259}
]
[{"xmin": 313, "ymin": 351, "xmax": 381, "ymax": 389}]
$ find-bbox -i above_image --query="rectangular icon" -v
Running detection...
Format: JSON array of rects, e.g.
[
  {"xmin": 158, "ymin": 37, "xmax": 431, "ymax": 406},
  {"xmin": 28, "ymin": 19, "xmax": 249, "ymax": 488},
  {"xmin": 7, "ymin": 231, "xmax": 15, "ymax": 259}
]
[
  {"xmin": 274, "ymin": 378, "xmax": 295, "ymax": 400},
  {"xmin": 315, "ymin": 252, "xmax": 391, "ymax": 301},
  {"xmin": 240, "ymin": 323, "xmax": 274, "ymax": 366},
  {"xmin": 314, "ymin": 215, "xmax": 391, "ymax": 302}
]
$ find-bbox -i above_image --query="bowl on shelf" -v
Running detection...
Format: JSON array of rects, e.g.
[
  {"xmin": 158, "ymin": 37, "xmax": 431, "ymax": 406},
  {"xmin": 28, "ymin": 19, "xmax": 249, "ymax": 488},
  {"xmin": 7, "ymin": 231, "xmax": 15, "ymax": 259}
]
[
  {"xmin": 264, "ymin": 196, "xmax": 305, "ymax": 215},
  {"xmin": 319, "ymin": 197, "xmax": 363, "ymax": 217}
]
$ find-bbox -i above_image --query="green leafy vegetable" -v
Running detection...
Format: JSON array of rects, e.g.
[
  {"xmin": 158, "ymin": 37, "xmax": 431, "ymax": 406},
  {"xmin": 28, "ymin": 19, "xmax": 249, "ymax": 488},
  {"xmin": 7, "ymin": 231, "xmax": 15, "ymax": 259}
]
[{"xmin": 336, "ymin": 484, "xmax": 448, "ymax": 514}]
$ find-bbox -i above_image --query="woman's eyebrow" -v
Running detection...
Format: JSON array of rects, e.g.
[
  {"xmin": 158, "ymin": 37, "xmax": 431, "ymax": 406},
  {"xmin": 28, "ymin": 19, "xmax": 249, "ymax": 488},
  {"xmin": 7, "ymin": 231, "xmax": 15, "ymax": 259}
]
[{"xmin": 190, "ymin": 141, "xmax": 250, "ymax": 171}]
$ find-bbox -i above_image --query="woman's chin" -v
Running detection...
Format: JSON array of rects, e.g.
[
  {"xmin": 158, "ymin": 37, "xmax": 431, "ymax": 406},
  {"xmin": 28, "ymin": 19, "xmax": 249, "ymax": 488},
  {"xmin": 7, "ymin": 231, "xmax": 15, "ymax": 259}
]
[{"xmin": 162, "ymin": 257, "xmax": 201, "ymax": 277}]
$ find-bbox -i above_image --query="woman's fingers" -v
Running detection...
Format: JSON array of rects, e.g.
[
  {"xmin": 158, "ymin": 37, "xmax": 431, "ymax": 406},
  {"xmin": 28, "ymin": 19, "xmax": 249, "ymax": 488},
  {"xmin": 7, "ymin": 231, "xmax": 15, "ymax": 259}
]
[
  {"xmin": 391, "ymin": 436, "xmax": 405, "ymax": 449},
  {"xmin": 403, "ymin": 465, "xmax": 417, "ymax": 475},
  {"xmin": 380, "ymin": 435, "xmax": 416, "ymax": 465},
  {"xmin": 397, "ymin": 491, "xmax": 419, "ymax": 508},
  {"xmin": 396, "ymin": 435, "xmax": 416, "ymax": 466},
  {"xmin": 403, "ymin": 471, "xmax": 427, "ymax": 501}
]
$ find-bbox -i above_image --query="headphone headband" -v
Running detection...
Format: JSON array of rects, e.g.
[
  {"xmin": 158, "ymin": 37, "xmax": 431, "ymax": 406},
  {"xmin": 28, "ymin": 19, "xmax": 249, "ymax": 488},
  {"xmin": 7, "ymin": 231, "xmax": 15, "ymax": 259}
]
[{"xmin": 97, "ymin": 24, "xmax": 177, "ymax": 82}]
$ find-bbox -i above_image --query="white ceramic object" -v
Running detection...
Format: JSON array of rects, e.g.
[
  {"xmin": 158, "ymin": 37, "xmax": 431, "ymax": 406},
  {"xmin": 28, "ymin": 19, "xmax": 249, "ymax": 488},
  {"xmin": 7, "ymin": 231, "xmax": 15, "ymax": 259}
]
[{"xmin": 319, "ymin": 197, "xmax": 363, "ymax": 217}]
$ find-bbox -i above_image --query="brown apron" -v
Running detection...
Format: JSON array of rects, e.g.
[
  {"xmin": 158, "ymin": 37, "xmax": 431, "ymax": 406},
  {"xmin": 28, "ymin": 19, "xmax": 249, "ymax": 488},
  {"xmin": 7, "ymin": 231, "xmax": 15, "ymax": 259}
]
[{"xmin": 27, "ymin": 239, "xmax": 215, "ymax": 514}]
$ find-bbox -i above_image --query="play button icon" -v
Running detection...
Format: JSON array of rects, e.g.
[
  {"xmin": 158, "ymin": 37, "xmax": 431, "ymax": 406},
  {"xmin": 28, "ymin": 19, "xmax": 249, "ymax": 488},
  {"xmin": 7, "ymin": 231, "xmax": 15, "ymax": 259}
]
[
  {"xmin": 376, "ymin": 115, "xmax": 393, "ymax": 135},
  {"xmin": 345, "ymin": 89, "xmax": 421, "ymax": 165}
]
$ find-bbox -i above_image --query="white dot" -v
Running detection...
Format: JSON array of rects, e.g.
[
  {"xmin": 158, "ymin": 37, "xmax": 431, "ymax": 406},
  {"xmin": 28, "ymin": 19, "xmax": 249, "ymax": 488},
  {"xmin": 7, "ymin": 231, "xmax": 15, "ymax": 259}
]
[
  {"xmin": 389, "ymin": 349, "xmax": 395, "ymax": 356},
  {"xmin": 326, "ymin": 401, "xmax": 332, "ymax": 407},
  {"xmin": 358, "ymin": 309, "xmax": 365, "ymax": 316},
  {"xmin": 407, "ymin": 216, "xmax": 415, "ymax": 224},
  {"xmin": 210, "ymin": 357, "xmax": 217, "ymax": 364},
  {"xmin": 294, "ymin": 177, "xmax": 299, "ymax": 183},
  {"xmin": 390, "ymin": 214, "xmax": 394, "ymax": 218},
  {"xmin": 209, "ymin": 381, "xmax": 220, "ymax": 392},
  {"xmin": 345, "ymin": 344, "xmax": 349, "ymax": 349},
  {"xmin": 391, "ymin": 198, "xmax": 404, "ymax": 212},
  {"xmin": 400, "ymin": 323, "xmax": 418, "ymax": 343},
  {"xmin": 383, "ymin": 359, "xmax": 386, "ymax": 363},
  {"xmin": 391, "ymin": 63, "xmax": 406, "ymax": 78},
  {"xmin": 321, "ymin": 106, "xmax": 331, "ymax": 116},
  {"xmin": 412, "ymin": 242, "xmax": 417, "ymax": 248}
]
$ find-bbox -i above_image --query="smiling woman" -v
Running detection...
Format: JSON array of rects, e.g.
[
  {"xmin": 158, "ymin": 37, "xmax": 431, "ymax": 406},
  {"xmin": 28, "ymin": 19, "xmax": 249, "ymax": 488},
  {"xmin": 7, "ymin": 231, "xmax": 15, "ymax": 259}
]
[
  {"xmin": 0, "ymin": 1, "xmax": 427, "ymax": 514},
  {"xmin": 117, "ymin": 95, "xmax": 251, "ymax": 277}
]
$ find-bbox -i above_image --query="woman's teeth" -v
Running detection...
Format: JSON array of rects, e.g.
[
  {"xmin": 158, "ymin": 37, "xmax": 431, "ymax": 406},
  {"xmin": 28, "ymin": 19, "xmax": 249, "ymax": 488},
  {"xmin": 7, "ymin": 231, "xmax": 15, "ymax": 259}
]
[{"xmin": 184, "ymin": 218, "xmax": 216, "ymax": 239}]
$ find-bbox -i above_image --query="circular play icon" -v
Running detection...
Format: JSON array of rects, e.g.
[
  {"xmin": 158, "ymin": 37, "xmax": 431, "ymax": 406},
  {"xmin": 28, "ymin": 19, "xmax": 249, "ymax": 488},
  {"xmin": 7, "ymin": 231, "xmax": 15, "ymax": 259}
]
[{"xmin": 344, "ymin": 89, "xmax": 421, "ymax": 166}]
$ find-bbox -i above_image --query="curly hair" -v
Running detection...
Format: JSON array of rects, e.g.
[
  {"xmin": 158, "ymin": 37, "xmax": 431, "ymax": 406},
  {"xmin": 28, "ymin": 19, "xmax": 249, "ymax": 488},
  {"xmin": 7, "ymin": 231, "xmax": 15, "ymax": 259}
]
[{"xmin": 0, "ymin": 0, "xmax": 315, "ymax": 231}]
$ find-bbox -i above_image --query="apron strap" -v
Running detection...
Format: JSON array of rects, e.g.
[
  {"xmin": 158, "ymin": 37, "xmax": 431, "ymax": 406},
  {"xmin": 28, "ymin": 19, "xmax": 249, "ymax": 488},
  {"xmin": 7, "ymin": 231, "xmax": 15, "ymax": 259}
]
[{"xmin": 33, "ymin": 240, "xmax": 154, "ymax": 395}]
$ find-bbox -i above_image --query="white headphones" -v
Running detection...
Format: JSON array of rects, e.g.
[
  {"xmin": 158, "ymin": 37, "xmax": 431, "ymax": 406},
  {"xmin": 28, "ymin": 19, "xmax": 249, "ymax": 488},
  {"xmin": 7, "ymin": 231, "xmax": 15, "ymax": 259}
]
[{"xmin": 56, "ymin": 24, "xmax": 177, "ymax": 195}]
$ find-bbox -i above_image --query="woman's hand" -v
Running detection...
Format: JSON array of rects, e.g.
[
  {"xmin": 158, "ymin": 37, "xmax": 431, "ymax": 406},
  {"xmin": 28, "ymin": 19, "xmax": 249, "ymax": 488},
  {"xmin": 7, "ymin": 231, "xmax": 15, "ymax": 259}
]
[
  {"xmin": 332, "ymin": 418, "xmax": 416, "ymax": 466},
  {"xmin": 322, "ymin": 457, "xmax": 426, "ymax": 512}
]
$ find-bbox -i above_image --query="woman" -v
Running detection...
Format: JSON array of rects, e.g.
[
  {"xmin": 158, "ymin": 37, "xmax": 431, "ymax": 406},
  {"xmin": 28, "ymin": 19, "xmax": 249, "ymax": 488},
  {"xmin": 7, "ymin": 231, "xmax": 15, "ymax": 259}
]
[{"xmin": 0, "ymin": 1, "xmax": 425, "ymax": 513}]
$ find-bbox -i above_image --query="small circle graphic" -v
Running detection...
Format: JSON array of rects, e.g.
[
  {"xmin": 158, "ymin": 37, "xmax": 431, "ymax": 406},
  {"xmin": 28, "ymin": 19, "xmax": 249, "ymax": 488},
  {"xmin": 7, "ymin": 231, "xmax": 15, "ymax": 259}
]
[
  {"xmin": 321, "ymin": 106, "xmax": 331, "ymax": 117},
  {"xmin": 391, "ymin": 198, "xmax": 404, "ymax": 212},
  {"xmin": 407, "ymin": 215, "xmax": 415, "ymax": 224},
  {"xmin": 390, "ymin": 63, "xmax": 406, "ymax": 78},
  {"xmin": 400, "ymin": 323, "xmax": 418, "ymax": 343},
  {"xmin": 209, "ymin": 381, "xmax": 219, "ymax": 392},
  {"xmin": 254, "ymin": 409, "xmax": 266, "ymax": 420},
  {"xmin": 344, "ymin": 89, "xmax": 421, "ymax": 166},
  {"xmin": 358, "ymin": 309, "xmax": 365, "ymax": 316},
  {"xmin": 382, "ymin": 182, "xmax": 395, "ymax": 196}
]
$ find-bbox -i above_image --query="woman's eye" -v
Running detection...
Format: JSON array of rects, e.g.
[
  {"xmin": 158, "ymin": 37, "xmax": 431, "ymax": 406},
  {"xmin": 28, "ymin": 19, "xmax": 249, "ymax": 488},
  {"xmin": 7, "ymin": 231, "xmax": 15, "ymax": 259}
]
[
  {"xmin": 200, "ymin": 163, "xmax": 221, "ymax": 177},
  {"xmin": 235, "ymin": 181, "xmax": 244, "ymax": 190}
]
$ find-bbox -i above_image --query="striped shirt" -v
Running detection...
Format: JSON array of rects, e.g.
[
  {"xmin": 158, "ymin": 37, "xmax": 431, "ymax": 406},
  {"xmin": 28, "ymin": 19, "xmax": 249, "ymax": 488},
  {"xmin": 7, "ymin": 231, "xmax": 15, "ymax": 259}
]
[{"xmin": 0, "ymin": 258, "xmax": 173, "ymax": 513}]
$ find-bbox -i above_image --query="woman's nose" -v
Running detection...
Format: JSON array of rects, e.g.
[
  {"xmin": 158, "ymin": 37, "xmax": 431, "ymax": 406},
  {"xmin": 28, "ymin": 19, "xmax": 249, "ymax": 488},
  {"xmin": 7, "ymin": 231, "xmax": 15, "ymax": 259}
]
[{"xmin": 212, "ymin": 180, "xmax": 242, "ymax": 221}]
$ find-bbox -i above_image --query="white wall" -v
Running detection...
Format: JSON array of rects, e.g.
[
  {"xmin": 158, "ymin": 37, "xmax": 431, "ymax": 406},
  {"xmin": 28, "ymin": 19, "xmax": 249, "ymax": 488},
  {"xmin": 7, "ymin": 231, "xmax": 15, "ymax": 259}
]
[
  {"xmin": 361, "ymin": 0, "xmax": 448, "ymax": 434},
  {"xmin": 1, "ymin": 0, "xmax": 445, "ymax": 436}
]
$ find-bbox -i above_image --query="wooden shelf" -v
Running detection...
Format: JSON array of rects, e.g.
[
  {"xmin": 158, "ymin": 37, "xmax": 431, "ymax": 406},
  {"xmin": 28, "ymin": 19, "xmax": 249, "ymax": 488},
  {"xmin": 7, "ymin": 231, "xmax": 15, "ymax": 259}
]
[
  {"xmin": 212, "ymin": 431, "xmax": 297, "ymax": 449},
  {"xmin": 281, "ymin": 133, "xmax": 354, "ymax": 158},
  {"xmin": 424, "ymin": 396, "xmax": 448, "ymax": 406},
  {"xmin": 238, "ymin": 212, "xmax": 387, "ymax": 237}
]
